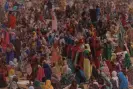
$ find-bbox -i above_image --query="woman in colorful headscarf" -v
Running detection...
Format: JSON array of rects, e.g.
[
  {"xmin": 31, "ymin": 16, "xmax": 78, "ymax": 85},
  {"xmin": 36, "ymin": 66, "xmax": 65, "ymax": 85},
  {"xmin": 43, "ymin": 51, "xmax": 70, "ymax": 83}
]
[
  {"xmin": 118, "ymin": 72, "xmax": 128, "ymax": 89},
  {"xmin": 36, "ymin": 65, "xmax": 45, "ymax": 82},
  {"xmin": 43, "ymin": 60, "xmax": 52, "ymax": 80},
  {"xmin": 95, "ymin": 38, "xmax": 102, "ymax": 69},
  {"xmin": 8, "ymin": 12, "xmax": 16, "ymax": 29},
  {"xmin": 110, "ymin": 71, "xmax": 119, "ymax": 89},
  {"xmin": 51, "ymin": 43, "xmax": 60, "ymax": 65},
  {"xmin": 6, "ymin": 44, "xmax": 14, "ymax": 64},
  {"xmin": 100, "ymin": 61, "xmax": 110, "ymax": 77},
  {"xmin": 83, "ymin": 44, "xmax": 92, "ymax": 80},
  {"xmin": 89, "ymin": 24, "xmax": 97, "ymax": 60},
  {"xmin": 75, "ymin": 66, "xmax": 86, "ymax": 84},
  {"xmin": 124, "ymin": 52, "xmax": 131, "ymax": 69},
  {"xmin": 44, "ymin": 80, "xmax": 53, "ymax": 89},
  {"xmin": 51, "ymin": 62, "xmax": 62, "ymax": 80}
]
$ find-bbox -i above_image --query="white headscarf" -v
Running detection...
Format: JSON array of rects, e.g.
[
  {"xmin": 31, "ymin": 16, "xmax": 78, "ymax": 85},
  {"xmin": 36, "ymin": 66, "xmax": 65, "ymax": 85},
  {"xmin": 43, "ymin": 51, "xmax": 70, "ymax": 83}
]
[
  {"xmin": 112, "ymin": 71, "xmax": 119, "ymax": 88},
  {"xmin": 29, "ymin": 86, "xmax": 34, "ymax": 89},
  {"xmin": 9, "ymin": 61, "xmax": 15, "ymax": 66}
]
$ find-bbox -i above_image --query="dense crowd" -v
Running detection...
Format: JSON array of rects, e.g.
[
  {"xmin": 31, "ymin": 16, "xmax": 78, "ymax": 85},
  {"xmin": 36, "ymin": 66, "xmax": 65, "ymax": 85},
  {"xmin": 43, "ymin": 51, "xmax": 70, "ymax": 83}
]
[{"xmin": 0, "ymin": 0, "xmax": 133, "ymax": 89}]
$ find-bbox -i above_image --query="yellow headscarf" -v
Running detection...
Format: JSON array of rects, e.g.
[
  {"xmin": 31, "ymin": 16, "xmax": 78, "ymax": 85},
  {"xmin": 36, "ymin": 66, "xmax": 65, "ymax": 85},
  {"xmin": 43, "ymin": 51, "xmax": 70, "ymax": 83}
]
[
  {"xmin": 84, "ymin": 44, "xmax": 91, "ymax": 52},
  {"xmin": 44, "ymin": 80, "xmax": 53, "ymax": 89},
  {"xmin": 9, "ymin": 68, "xmax": 15, "ymax": 77},
  {"xmin": 111, "ymin": 53, "xmax": 116, "ymax": 62}
]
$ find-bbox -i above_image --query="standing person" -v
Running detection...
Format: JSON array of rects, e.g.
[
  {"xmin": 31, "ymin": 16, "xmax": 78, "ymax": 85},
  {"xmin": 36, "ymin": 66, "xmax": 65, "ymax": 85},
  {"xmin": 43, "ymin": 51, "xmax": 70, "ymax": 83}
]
[
  {"xmin": 75, "ymin": 66, "xmax": 86, "ymax": 84},
  {"xmin": 26, "ymin": 60, "xmax": 32, "ymax": 85},
  {"xmin": 12, "ymin": 37, "xmax": 21, "ymax": 61},
  {"xmin": 6, "ymin": 44, "xmax": 14, "ymax": 64},
  {"xmin": 96, "ymin": 5, "xmax": 100, "ymax": 21},
  {"xmin": 36, "ymin": 65, "xmax": 45, "ymax": 82},
  {"xmin": 29, "ymin": 56, "xmax": 38, "ymax": 85},
  {"xmin": 43, "ymin": 60, "xmax": 52, "ymax": 80},
  {"xmin": 118, "ymin": 72, "xmax": 128, "ymax": 89},
  {"xmin": 110, "ymin": 71, "xmax": 119, "ymax": 89},
  {"xmin": 51, "ymin": 43, "xmax": 60, "ymax": 65},
  {"xmin": 8, "ymin": 12, "xmax": 16, "ymax": 29},
  {"xmin": 83, "ymin": 44, "xmax": 92, "ymax": 80}
]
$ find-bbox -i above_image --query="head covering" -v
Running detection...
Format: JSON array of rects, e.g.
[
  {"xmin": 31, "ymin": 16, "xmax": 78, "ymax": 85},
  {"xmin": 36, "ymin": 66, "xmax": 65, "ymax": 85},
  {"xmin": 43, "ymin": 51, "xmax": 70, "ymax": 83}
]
[
  {"xmin": 13, "ymin": 6, "xmax": 17, "ymax": 11},
  {"xmin": 13, "ymin": 58, "xmax": 17, "ymax": 63},
  {"xmin": 29, "ymin": 86, "xmax": 34, "ymax": 89},
  {"xmin": 9, "ymin": 61, "xmax": 15, "ymax": 66},
  {"xmin": 111, "ymin": 53, "xmax": 116, "ymax": 62},
  {"xmin": 112, "ymin": 71, "xmax": 119, "ymax": 88},
  {"xmin": 33, "ymin": 80, "xmax": 40, "ymax": 87},
  {"xmin": 112, "ymin": 71, "xmax": 117, "ymax": 77},
  {"xmin": 118, "ymin": 72, "xmax": 128, "ymax": 89},
  {"xmin": 44, "ymin": 80, "xmax": 53, "ymax": 89},
  {"xmin": 84, "ymin": 44, "xmax": 91, "ymax": 52}
]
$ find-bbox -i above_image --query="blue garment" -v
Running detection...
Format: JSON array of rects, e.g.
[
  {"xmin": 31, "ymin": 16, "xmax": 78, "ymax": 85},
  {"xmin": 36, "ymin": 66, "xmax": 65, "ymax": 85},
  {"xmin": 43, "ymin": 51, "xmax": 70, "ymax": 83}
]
[
  {"xmin": 1, "ymin": 24, "xmax": 6, "ymax": 29},
  {"xmin": 66, "ymin": 37, "xmax": 74, "ymax": 45},
  {"xmin": 25, "ymin": 49, "xmax": 30, "ymax": 55},
  {"xmin": 96, "ymin": 8, "xmax": 100, "ymax": 20},
  {"xmin": 43, "ymin": 63, "xmax": 52, "ymax": 80},
  {"xmin": 75, "ymin": 69, "xmax": 86, "ymax": 84},
  {"xmin": 118, "ymin": 72, "xmax": 128, "ymax": 89},
  {"xmin": 48, "ymin": 35, "xmax": 54, "ymax": 45},
  {"xmin": 36, "ymin": 39, "xmax": 41, "ymax": 48},
  {"xmin": 6, "ymin": 51, "xmax": 14, "ymax": 64},
  {"xmin": 4, "ymin": 2, "xmax": 9, "ymax": 12},
  {"xmin": 10, "ymin": 35, "xmax": 16, "ymax": 43}
]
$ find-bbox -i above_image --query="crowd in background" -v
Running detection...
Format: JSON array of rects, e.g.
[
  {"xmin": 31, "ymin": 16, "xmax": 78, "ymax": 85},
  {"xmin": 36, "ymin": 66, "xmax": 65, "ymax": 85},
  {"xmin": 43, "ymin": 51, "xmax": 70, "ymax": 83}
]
[{"xmin": 0, "ymin": 0, "xmax": 133, "ymax": 89}]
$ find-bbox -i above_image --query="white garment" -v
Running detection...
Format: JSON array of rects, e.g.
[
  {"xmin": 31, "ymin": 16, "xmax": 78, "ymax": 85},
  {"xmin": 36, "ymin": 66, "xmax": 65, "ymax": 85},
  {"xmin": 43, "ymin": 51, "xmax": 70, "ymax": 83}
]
[
  {"xmin": 29, "ymin": 86, "xmax": 34, "ymax": 89},
  {"xmin": 112, "ymin": 71, "xmax": 119, "ymax": 88}
]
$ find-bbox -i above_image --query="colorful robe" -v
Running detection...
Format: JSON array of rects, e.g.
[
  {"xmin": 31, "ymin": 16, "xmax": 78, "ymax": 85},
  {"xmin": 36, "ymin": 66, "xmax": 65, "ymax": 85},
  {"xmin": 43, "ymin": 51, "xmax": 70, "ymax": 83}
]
[{"xmin": 8, "ymin": 14, "xmax": 16, "ymax": 29}]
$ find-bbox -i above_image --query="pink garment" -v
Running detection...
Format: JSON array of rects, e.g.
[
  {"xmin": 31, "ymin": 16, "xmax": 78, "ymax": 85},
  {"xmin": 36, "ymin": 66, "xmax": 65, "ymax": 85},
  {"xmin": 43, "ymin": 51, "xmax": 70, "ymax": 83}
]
[
  {"xmin": 51, "ymin": 48, "xmax": 60, "ymax": 64},
  {"xmin": 52, "ymin": 11, "xmax": 57, "ymax": 31},
  {"xmin": 1, "ymin": 31, "xmax": 9, "ymax": 52},
  {"xmin": 37, "ymin": 67, "xmax": 45, "ymax": 82},
  {"xmin": 5, "ymin": 31, "xmax": 10, "ymax": 45},
  {"xmin": 102, "ymin": 62, "xmax": 110, "ymax": 76}
]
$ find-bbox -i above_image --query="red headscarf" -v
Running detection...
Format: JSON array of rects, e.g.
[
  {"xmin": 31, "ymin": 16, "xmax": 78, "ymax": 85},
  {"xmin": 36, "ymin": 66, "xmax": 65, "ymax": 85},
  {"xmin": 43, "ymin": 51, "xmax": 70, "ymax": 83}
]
[{"xmin": 8, "ymin": 14, "xmax": 16, "ymax": 29}]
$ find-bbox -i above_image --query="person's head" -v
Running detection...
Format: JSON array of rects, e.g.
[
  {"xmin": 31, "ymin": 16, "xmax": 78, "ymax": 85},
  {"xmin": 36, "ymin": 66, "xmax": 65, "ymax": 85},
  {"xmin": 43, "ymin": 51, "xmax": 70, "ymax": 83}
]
[
  {"xmin": 98, "ymin": 78, "xmax": 104, "ymax": 85},
  {"xmin": 112, "ymin": 71, "xmax": 117, "ymax": 77},
  {"xmin": 13, "ymin": 58, "xmax": 17, "ymax": 64},
  {"xmin": 69, "ymin": 80, "xmax": 77, "ymax": 89},
  {"xmin": 45, "ymin": 80, "xmax": 51, "ymax": 86},
  {"xmin": 22, "ymin": 43, "xmax": 26, "ymax": 48},
  {"xmin": 29, "ymin": 86, "xmax": 34, "ymax": 89}
]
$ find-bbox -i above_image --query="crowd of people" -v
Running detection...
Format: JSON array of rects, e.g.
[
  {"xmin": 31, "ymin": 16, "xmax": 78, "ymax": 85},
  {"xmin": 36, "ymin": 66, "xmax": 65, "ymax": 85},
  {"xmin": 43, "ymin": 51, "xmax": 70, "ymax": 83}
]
[{"xmin": 0, "ymin": 0, "xmax": 133, "ymax": 89}]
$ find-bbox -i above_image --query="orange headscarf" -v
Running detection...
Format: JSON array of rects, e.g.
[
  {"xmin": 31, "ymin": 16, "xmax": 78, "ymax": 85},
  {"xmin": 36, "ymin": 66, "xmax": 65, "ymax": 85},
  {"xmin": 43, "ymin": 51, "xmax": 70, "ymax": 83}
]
[{"xmin": 8, "ymin": 14, "xmax": 16, "ymax": 29}]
